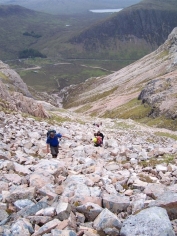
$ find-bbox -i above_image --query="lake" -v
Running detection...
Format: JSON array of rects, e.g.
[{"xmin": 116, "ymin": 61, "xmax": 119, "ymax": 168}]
[{"xmin": 89, "ymin": 9, "xmax": 122, "ymax": 13}]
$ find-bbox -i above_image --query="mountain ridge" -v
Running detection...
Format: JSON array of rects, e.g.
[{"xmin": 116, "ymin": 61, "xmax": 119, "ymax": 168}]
[
  {"xmin": 70, "ymin": 0, "xmax": 177, "ymax": 60},
  {"xmin": 62, "ymin": 27, "xmax": 177, "ymax": 129},
  {"xmin": 0, "ymin": 0, "xmax": 141, "ymax": 15}
]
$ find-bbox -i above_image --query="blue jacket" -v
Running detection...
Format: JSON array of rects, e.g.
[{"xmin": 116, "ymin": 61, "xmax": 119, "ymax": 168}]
[{"xmin": 46, "ymin": 133, "xmax": 62, "ymax": 147}]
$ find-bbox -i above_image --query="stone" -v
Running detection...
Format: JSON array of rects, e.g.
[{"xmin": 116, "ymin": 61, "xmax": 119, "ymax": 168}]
[
  {"xmin": 132, "ymin": 178, "xmax": 148, "ymax": 191},
  {"xmin": 76, "ymin": 212, "xmax": 85, "ymax": 223},
  {"xmin": 38, "ymin": 186, "xmax": 58, "ymax": 200},
  {"xmin": 0, "ymin": 209, "xmax": 8, "ymax": 221},
  {"xmin": 28, "ymin": 132, "xmax": 41, "ymax": 140},
  {"xmin": 143, "ymin": 183, "xmax": 166, "ymax": 199},
  {"xmin": 13, "ymin": 162, "xmax": 31, "ymax": 175},
  {"xmin": 6, "ymin": 186, "xmax": 36, "ymax": 203},
  {"xmin": 4, "ymin": 174, "xmax": 22, "ymax": 184},
  {"xmin": 18, "ymin": 201, "xmax": 49, "ymax": 218},
  {"xmin": 56, "ymin": 219, "xmax": 69, "ymax": 230},
  {"xmin": 27, "ymin": 216, "xmax": 52, "ymax": 225},
  {"xmin": 120, "ymin": 207, "xmax": 175, "ymax": 236},
  {"xmin": 105, "ymin": 184, "xmax": 117, "ymax": 195},
  {"xmin": 14, "ymin": 199, "xmax": 35, "ymax": 210},
  {"xmin": 32, "ymin": 219, "xmax": 60, "ymax": 236},
  {"xmin": 0, "ymin": 202, "xmax": 7, "ymax": 211},
  {"xmin": 36, "ymin": 207, "xmax": 56, "ymax": 217},
  {"xmin": 149, "ymin": 191, "xmax": 177, "ymax": 220},
  {"xmin": 33, "ymin": 160, "xmax": 65, "ymax": 175},
  {"xmin": 0, "ymin": 181, "xmax": 8, "ymax": 193},
  {"xmin": 11, "ymin": 218, "xmax": 34, "ymax": 236},
  {"xmin": 131, "ymin": 193, "xmax": 146, "ymax": 214},
  {"xmin": 93, "ymin": 208, "xmax": 122, "ymax": 233},
  {"xmin": 103, "ymin": 193, "xmax": 130, "ymax": 214},
  {"xmin": 51, "ymin": 229, "xmax": 77, "ymax": 236},
  {"xmin": 115, "ymin": 183, "xmax": 123, "ymax": 192},
  {"xmin": 156, "ymin": 164, "xmax": 168, "ymax": 172},
  {"xmin": 56, "ymin": 201, "xmax": 71, "ymax": 221},
  {"xmin": 0, "ymin": 150, "xmax": 10, "ymax": 160},
  {"xmin": 29, "ymin": 172, "xmax": 54, "ymax": 189},
  {"xmin": 76, "ymin": 202, "xmax": 103, "ymax": 222}
]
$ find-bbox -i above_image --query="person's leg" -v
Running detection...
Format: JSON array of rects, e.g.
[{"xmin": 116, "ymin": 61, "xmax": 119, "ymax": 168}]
[{"xmin": 50, "ymin": 146, "xmax": 59, "ymax": 158}]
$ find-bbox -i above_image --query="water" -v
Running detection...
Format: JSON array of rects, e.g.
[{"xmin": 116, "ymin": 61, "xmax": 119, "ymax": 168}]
[{"xmin": 89, "ymin": 9, "xmax": 122, "ymax": 13}]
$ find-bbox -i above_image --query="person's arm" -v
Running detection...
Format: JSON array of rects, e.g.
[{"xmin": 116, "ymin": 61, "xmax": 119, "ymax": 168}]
[
  {"xmin": 62, "ymin": 135, "xmax": 71, "ymax": 139},
  {"xmin": 47, "ymin": 143, "xmax": 50, "ymax": 153}
]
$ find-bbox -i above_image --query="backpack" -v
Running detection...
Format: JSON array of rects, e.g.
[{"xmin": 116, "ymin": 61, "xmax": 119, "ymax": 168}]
[
  {"xmin": 47, "ymin": 129, "xmax": 56, "ymax": 137},
  {"xmin": 96, "ymin": 136, "xmax": 102, "ymax": 145}
]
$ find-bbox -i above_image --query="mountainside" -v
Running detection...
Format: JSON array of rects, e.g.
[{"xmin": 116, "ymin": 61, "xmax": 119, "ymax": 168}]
[
  {"xmin": 0, "ymin": 60, "xmax": 49, "ymax": 118},
  {"xmin": 70, "ymin": 0, "xmax": 177, "ymax": 60},
  {"xmin": 0, "ymin": 4, "xmax": 114, "ymax": 60},
  {"xmin": 0, "ymin": 0, "xmax": 141, "ymax": 15},
  {"xmin": 62, "ymin": 27, "xmax": 177, "ymax": 130}
]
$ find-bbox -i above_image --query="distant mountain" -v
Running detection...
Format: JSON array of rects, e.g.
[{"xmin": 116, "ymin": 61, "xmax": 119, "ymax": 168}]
[
  {"xmin": 0, "ymin": 0, "xmax": 141, "ymax": 15},
  {"xmin": 0, "ymin": 4, "xmax": 107, "ymax": 60},
  {"xmin": 70, "ymin": 0, "xmax": 177, "ymax": 60}
]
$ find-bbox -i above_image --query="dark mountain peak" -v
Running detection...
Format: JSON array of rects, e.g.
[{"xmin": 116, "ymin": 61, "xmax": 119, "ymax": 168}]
[
  {"xmin": 0, "ymin": 4, "xmax": 35, "ymax": 16},
  {"xmin": 70, "ymin": 0, "xmax": 177, "ymax": 59}
]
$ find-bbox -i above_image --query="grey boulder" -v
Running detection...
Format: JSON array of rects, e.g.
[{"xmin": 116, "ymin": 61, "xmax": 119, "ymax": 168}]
[{"xmin": 120, "ymin": 207, "xmax": 175, "ymax": 236}]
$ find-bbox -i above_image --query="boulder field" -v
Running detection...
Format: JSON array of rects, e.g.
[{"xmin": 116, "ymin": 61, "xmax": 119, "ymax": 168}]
[{"xmin": 0, "ymin": 110, "xmax": 177, "ymax": 235}]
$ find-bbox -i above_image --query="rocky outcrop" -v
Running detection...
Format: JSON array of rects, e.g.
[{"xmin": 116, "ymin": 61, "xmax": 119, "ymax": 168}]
[
  {"xmin": 0, "ymin": 60, "xmax": 31, "ymax": 97},
  {"xmin": 0, "ymin": 60, "xmax": 49, "ymax": 118}
]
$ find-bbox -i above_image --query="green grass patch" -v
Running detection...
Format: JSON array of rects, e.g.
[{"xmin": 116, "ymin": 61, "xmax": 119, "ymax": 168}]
[
  {"xmin": 102, "ymin": 98, "xmax": 151, "ymax": 120},
  {"xmin": 75, "ymin": 104, "xmax": 92, "ymax": 113},
  {"xmin": 47, "ymin": 114, "xmax": 72, "ymax": 125},
  {"xmin": 112, "ymin": 121, "xmax": 135, "ymax": 130},
  {"xmin": 155, "ymin": 132, "xmax": 177, "ymax": 141},
  {"xmin": 140, "ymin": 154, "xmax": 175, "ymax": 168},
  {"xmin": 138, "ymin": 174, "xmax": 154, "ymax": 183},
  {"xmin": 156, "ymin": 50, "xmax": 169, "ymax": 60},
  {"xmin": 139, "ymin": 116, "xmax": 177, "ymax": 131}
]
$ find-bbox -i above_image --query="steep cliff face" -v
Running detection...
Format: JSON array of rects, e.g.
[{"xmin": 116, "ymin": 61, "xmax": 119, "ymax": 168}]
[
  {"xmin": 63, "ymin": 27, "xmax": 177, "ymax": 123},
  {"xmin": 70, "ymin": 0, "xmax": 177, "ymax": 58},
  {"xmin": 0, "ymin": 61, "xmax": 49, "ymax": 118}
]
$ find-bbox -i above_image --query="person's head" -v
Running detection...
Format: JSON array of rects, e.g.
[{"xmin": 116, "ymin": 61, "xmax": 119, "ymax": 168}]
[
  {"xmin": 94, "ymin": 133, "xmax": 97, "ymax": 137},
  {"xmin": 97, "ymin": 131, "xmax": 100, "ymax": 135},
  {"xmin": 50, "ymin": 132, "xmax": 55, "ymax": 138}
]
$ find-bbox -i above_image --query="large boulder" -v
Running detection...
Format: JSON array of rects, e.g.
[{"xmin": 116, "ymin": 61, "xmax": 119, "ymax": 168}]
[
  {"xmin": 120, "ymin": 207, "xmax": 175, "ymax": 236},
  {"xmin": 149, "ymin": 191, "xmax": 177, "ymax": 220}
]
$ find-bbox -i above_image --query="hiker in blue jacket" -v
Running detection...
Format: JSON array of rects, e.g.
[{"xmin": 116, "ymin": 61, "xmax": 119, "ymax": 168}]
[{"xmin": 46, "ymin": 131, "xmax": 69, "ymax": 158}]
